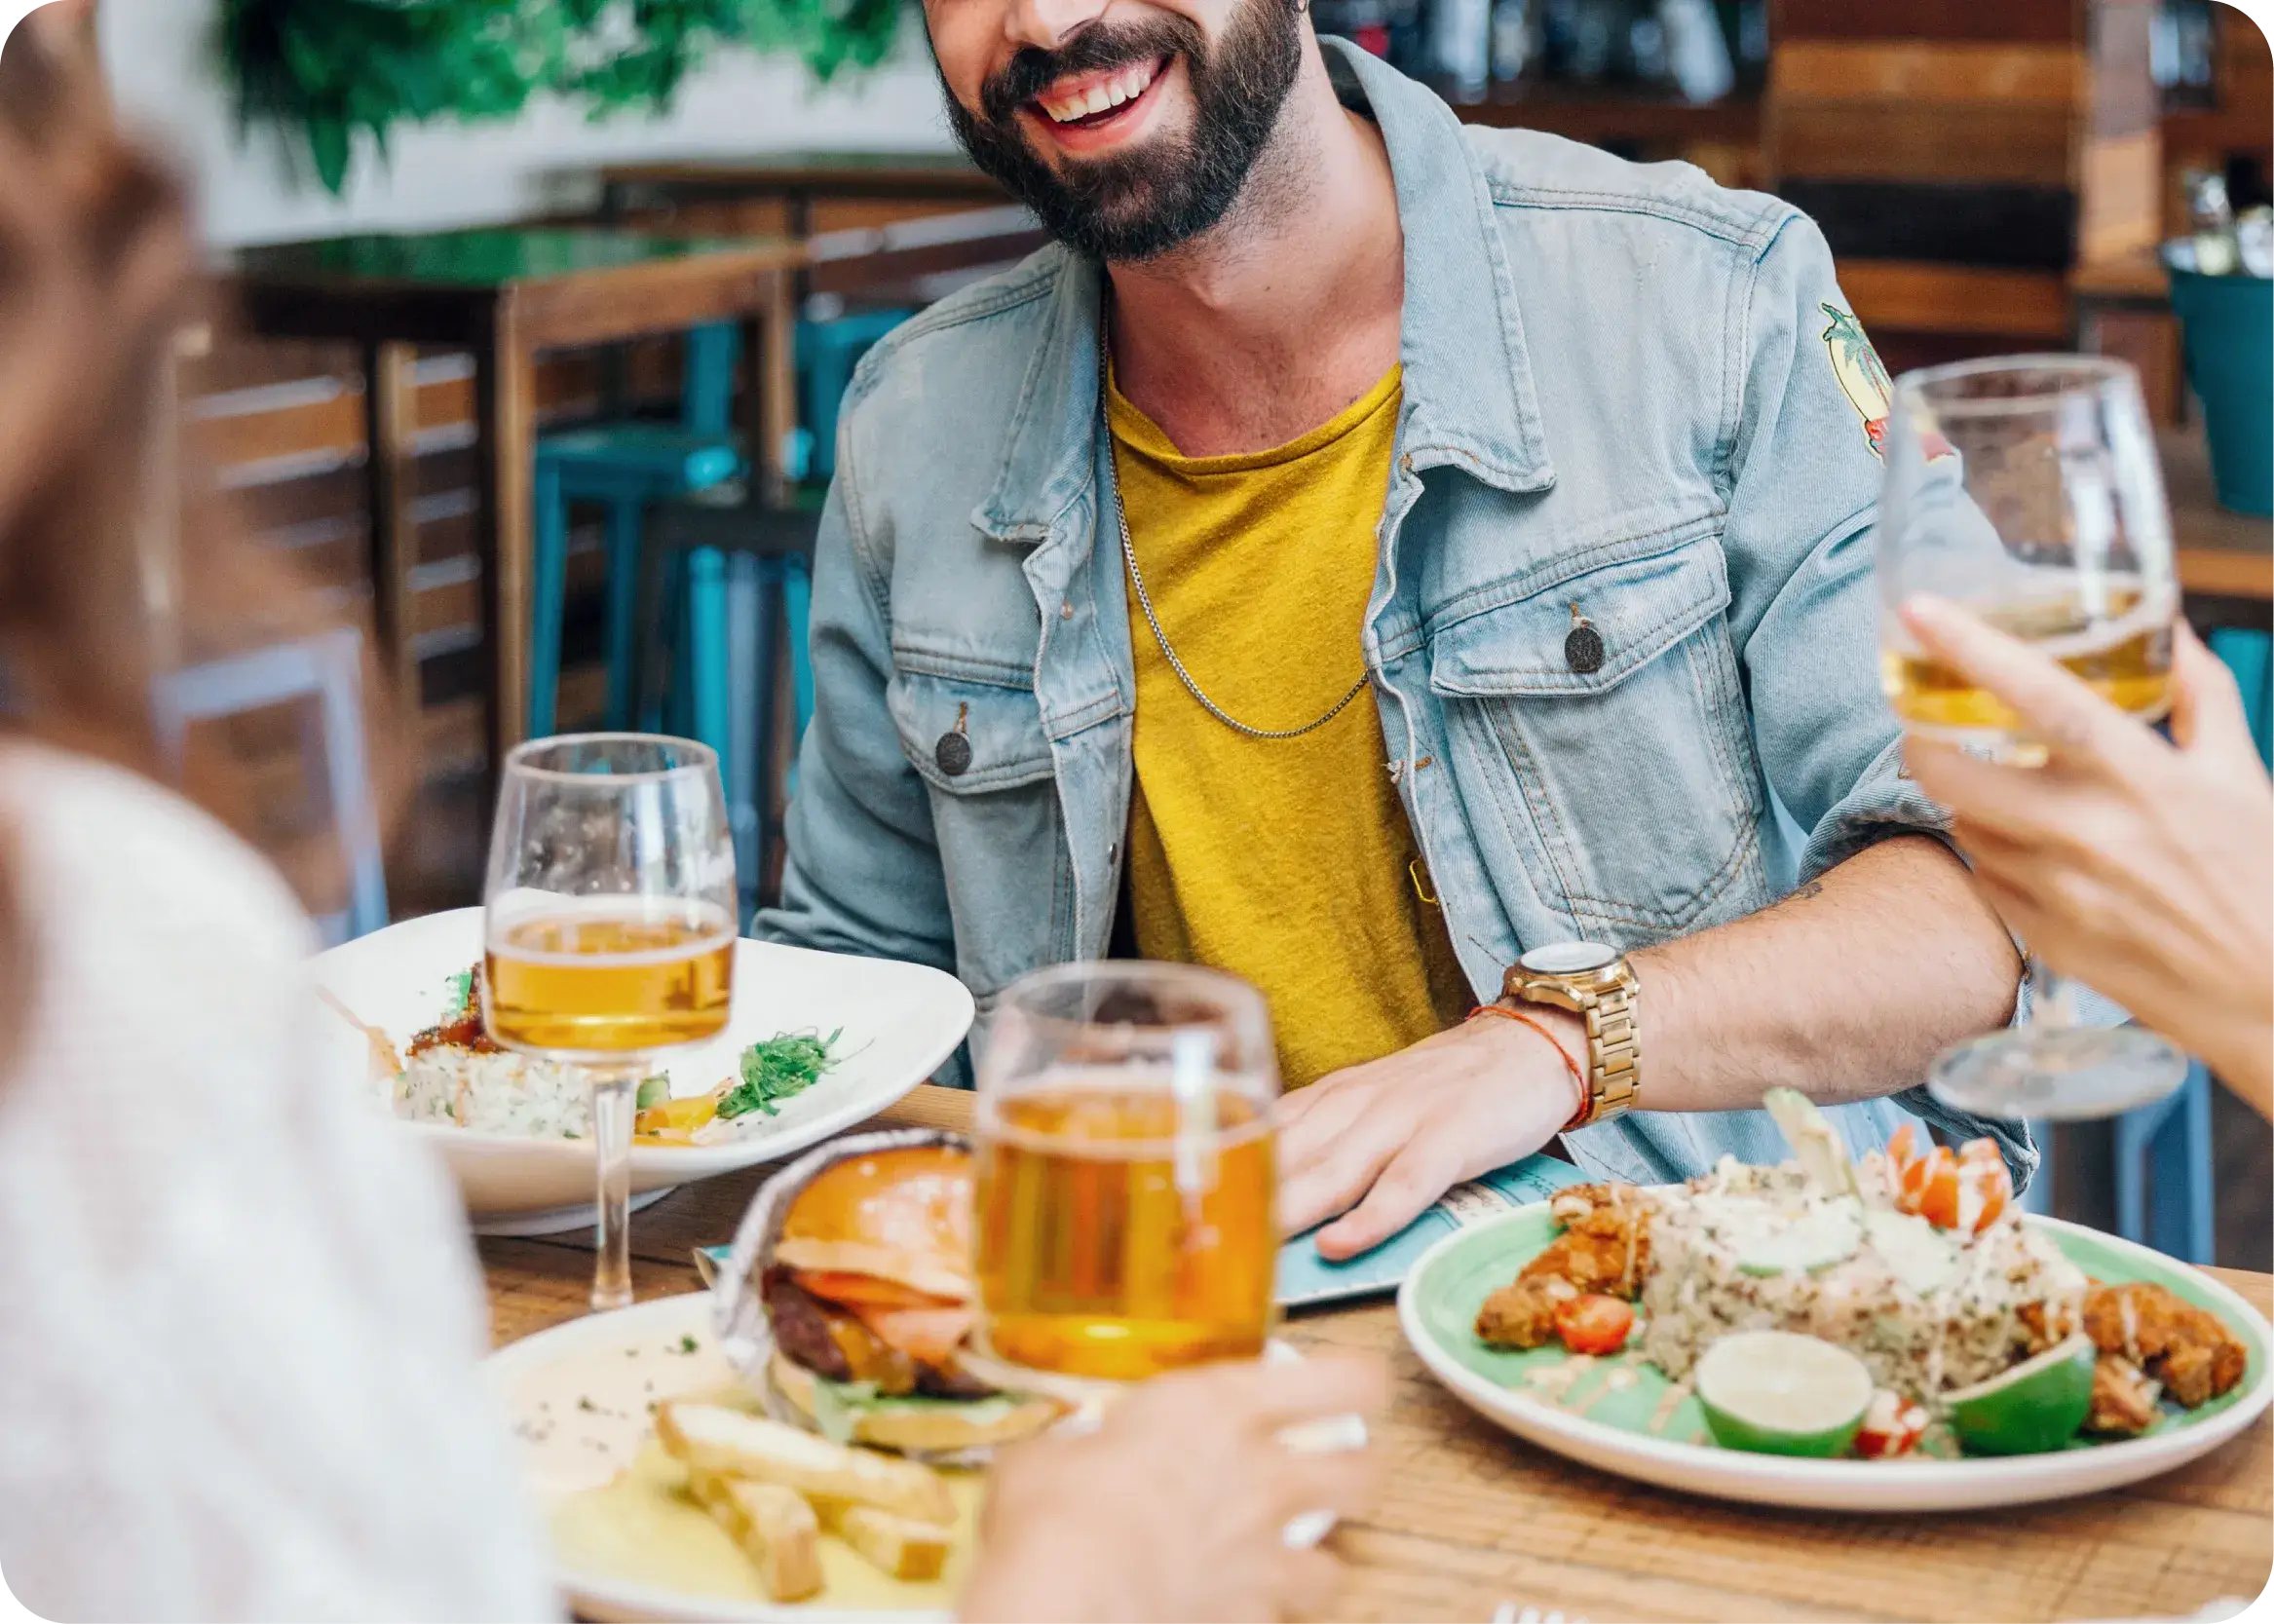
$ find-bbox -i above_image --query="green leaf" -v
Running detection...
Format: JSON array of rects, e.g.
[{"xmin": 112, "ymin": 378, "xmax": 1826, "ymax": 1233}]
[
  {"xmin": 307, "ymin": 115, "xmax": 352, "ymax": 195},
  {"xmin": 220, "ymin": 0, "xmax": 905, "ymax": 193},
  {"xmin": 715, "ymin": 1029, "xmax": 840, "ymax": 1119}
]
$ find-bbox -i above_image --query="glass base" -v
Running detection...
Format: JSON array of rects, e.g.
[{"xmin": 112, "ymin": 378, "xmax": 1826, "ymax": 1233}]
[{"xmin": 1926, "ymin": 1025, "xmax": 2189, "ymax": 1121}]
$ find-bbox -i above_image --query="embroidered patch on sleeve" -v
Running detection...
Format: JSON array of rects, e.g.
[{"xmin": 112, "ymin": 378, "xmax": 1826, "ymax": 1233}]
[{"xmin": 1820, "ymin": 302, "xmax": 1895, "ymax": 459}]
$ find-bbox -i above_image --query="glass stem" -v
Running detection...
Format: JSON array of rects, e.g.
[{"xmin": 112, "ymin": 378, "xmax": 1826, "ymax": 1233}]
[
  {"xmin": 587, "ymin": 1065, "xmax": 643, "ymax": 1313},
  {"xmin": 2028, "ymin": 956, "xmax": 2078, "ymax": 1033}
]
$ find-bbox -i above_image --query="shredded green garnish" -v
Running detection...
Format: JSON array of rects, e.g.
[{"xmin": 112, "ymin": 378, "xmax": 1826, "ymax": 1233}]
[
  {"xmin": 444, "ymin": 968, "xmax": 474, "ymax": 1012},
  {"xmin": 715, "ymin": 1030, "xmax": 841, "ymax": 1119},
  {"xmin": 677, "ymin": 1334, "xmax": 698, "ymax": 1354}
]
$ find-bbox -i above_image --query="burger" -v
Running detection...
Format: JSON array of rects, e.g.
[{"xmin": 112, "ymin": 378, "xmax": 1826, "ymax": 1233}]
[{"xmin": 761, "ymin": 1143, "xmax": 1059, "ymax": 1454}]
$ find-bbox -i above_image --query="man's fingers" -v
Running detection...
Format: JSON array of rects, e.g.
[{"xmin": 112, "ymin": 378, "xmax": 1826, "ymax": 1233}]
[
  {"xmin": 1276, "ymin": 1126, "xmax": 1398, "ymax": 1241},
  {"xmin": 1310, "ymin": 1140, "xmax": 1455, "ymax": 1262},
  {"xmin": 1900, "ymin": 594, "xmax": 2156, "ymax": 774}
]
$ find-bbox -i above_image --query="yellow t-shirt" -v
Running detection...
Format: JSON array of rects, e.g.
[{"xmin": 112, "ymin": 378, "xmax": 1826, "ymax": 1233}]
[{"xmin": 1112, "ymin": 368, "xmax": 1473, "ymax": 1088}]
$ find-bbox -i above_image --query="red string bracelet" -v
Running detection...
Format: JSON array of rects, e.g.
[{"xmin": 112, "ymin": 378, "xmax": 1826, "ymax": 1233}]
[{"xmin": 1468, "ymin": 1003, "xmax": 1590, "ymax": 1130}]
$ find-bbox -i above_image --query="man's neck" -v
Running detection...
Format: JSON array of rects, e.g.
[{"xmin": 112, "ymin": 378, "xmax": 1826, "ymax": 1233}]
[{"xmin": 1105, "ymin": 42, "xmax": 1404, "ymax": 458}]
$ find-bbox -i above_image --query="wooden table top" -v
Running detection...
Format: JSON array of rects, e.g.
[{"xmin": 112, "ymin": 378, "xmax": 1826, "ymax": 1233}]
[
  {"xmin": 234, "ymin": 226, "xmax": 805, "ymax": 293},
  {"xmin": 480, "ymin": 1085, "xmax": 2274, "ymax": 1623}
]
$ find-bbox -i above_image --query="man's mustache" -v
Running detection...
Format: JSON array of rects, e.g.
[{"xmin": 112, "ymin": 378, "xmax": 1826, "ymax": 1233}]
[{"xmin": 979, "ymin": 19, "xmax": 1203, "ymax": 125}]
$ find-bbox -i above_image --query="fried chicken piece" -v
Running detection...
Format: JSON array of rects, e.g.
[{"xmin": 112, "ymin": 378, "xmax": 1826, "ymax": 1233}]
[
  {"xmin": 2015, "ymin": 1297, "xmax": 2082, "ymax": 1355},
  {"xmin": 2082, "ymin": 1282, "xmax": 2246, "ymax": 1408},
  {"xmin": 1527, "ymin": 1185, "xmax": 1651, "ymax": 1297},
  {"xmin": 2086, "ymin": 1354, "xmax": 2163, "ymax": 1436},
  {"xmin": 1475, "ymin": 1274, "xmax": 1578, "ymax": 1349}
]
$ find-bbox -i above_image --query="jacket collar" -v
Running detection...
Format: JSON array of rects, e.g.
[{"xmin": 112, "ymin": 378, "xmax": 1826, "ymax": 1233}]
[{"xmin": 975, "ymin": 36, "xmax": 1554, "ymax": 544}]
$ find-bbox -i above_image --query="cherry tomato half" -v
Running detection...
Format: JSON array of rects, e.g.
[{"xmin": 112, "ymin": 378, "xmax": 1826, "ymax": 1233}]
[{"xmin": 1553, "ymin": 1293, "xmax": 1637, "ymax": 1356}]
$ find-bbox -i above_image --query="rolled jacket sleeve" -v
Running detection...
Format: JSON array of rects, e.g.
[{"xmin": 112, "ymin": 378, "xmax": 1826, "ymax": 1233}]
[{"xmin": 1717, "ymin": 212, "xmax": 2033, "ymax": 1180}]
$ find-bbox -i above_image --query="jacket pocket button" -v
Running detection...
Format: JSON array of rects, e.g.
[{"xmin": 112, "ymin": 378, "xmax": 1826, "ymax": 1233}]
[
  {"xmin": 1565, "ymin": 611, "xmax": 1605, "ymax": 675},
  {"xmin": 935, "ymin": 732, "xmax": 974, "ymax": 776}
]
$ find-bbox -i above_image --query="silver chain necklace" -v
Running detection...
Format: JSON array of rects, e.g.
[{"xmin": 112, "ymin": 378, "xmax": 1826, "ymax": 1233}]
[{"xmin": 1101, "ymin": 309, "xmax": 1372, "ymax": 741}]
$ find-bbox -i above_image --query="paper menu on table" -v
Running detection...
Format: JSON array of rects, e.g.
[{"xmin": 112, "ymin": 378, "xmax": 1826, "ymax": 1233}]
[
  {"xmin": 694, "ymin": 1152, "xmax": 1586, "ymax": 1308},
  {"xmin": 1275, "ymin": 1153, "xmax": 1587, "ymax": 1307}
]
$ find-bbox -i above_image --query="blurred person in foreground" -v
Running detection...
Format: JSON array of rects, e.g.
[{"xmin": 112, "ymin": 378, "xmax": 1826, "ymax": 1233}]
[
  {"xmin": 0, "ymin": 16, "xmax": 1377, "ymax": 1622},
  {"xmin": 1901, "ymin": 596, "xmax": 2274, "ymax": 1120}
]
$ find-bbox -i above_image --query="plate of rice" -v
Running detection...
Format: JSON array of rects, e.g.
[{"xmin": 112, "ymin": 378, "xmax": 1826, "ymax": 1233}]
[
  {"xmin": 1398, "ymin": 1091, "xmax": 2272, "ymax": 1511},
  {"xmin": 313, "ymin": 909, "xmax": 974, "ymax": 1234}
]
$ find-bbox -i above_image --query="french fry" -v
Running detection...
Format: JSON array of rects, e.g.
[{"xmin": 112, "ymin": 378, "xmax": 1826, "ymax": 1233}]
[
  {"xmin": 687, "ymin": 1470, "xmax": 822, "ymax": 1603},
  {"xmin": 658, "ymin": 1402, "xmax": 955, "ymax": 1526},
  {"xmin": 819, "ymin": 1500, "xmax": 954, "ymax": 1582}
]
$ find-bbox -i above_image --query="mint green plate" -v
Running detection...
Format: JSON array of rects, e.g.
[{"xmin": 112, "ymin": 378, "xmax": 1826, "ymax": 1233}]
[{"xmin": 1397, "ymin": 1207, "xmax": 2272, "ymax": 1512}]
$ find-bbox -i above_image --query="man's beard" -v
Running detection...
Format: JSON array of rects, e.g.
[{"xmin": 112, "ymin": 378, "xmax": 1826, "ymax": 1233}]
[{"xmin": 940, "ymin": 0, "xmax": 1305, "ymax": 263}]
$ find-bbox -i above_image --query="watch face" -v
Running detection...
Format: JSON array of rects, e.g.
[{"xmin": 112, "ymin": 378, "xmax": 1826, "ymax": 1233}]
[{"xmin": 1520, "ymin": 941, "xmax": 1618, "ymax": 976}]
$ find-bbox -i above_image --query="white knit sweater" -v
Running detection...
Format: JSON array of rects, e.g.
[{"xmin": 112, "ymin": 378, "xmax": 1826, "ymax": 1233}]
[{"xmin": 0, "ymin": 745, "xmax": 556, "ymax": 1621}]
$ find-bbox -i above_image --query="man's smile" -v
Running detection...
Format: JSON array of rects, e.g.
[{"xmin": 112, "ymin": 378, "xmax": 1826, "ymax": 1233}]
[{"xmin": 1023, "ymin": 54, "xmax": 1175, "ymax": 153}]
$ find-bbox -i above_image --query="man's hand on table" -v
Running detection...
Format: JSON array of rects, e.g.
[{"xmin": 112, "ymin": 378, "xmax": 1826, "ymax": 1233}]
[{"xmin": 1277, "ymin": 1007, "xmax": 1588, "ymax": 1261}]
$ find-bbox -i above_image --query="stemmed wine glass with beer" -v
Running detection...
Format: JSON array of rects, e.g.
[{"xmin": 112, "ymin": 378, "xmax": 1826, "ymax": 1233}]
[
  {"xmin": 1877, "ymin": 355, "xmax": 2189, "ymax": 1120},
  {"xmin": 482, "ymin": 735, "xmax": 738, "ymax": 1312},
  {"xmin": 971, "ymin": 963, "xmax": 1280, "ymax": 1387}
]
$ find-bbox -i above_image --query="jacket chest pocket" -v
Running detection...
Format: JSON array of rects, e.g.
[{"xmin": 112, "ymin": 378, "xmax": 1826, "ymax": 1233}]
[
  {"xmin": 1426, "ymin": 539, "xmax": 1768, "ymax": 944},
  {"xmin": 886, "ymin": 660, "xmax": 1074, "ymax": 997}
]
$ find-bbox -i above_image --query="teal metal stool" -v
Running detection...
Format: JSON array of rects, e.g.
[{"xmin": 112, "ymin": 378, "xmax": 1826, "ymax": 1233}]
[
  {"xmin": 637, "ymin": 498, "xmax": 819, "ymax": 917},
  {"xmin": 798, "ymin": 308, "xmax": 914, "ymax": 483},
  {"xmin": 528, "ymin": 323, "xmax": 744, "ymax": 737}
]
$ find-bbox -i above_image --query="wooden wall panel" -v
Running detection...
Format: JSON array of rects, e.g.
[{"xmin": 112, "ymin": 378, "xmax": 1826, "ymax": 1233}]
[
  {"xmin": 1773, "ymin": 41, "xmax": 2085, "ymax": 102},
  {"xmin": 1770, "ymin": 99, "xmax": 2080, "ymax": 185},
  {"xmin": 1838, "ymin": 260, "xmax": 2072, "ymax": 337}
]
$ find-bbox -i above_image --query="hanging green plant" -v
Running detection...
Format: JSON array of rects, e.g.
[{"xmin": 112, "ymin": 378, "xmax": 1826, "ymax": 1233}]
[{"xmin": 218, "ymin": 0, "xmax": 907, "ymax": 196}]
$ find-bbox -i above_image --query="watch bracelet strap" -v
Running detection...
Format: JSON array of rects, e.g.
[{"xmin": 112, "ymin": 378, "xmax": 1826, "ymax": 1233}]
[{"xmin": 1574, "ymin": 975, "xmax": 1641, "ymax": 1128}]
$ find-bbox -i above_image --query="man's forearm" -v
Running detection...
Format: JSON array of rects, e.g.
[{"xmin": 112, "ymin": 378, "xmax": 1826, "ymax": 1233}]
[{"xmin": 1628, "ymin": 835, "xmax": 2021, "ymax": 1113}]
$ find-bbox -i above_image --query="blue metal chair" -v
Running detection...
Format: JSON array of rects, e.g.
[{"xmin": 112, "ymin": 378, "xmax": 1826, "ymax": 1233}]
[
  {"xmin": 798, "ymin": 308, "xmax": 913, "ymax": 483},
  {"xmin": 2112, "ymin": 1062, "xmax": 2218, "ymax": 1264},
  {"xmin": 528, "ymin": 323, "xmax": 744, "ymax": 737},
  {"xmin": 2019, "ymin": 1055, "xmax": 2217, "ymax": 1265},
  {"xmin": 2208, "ymin": 626, "xmax": 2272, "ymax": 766},
  {"xmin": 638, "ymin": 498, "xmax": 818, "ymax": 918},
  {"xmin": 153, "ymin": 626, "xmax": 389, "ymax": 947}
]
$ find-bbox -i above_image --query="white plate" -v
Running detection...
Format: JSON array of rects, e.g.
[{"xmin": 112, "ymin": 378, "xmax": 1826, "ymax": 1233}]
[
  {"xmin": 487, "ymin": 1294, "xmax": 948, "ymax": 1624},
  {"xmin": 490, "ymin": 1297, "xmax": 1365, "ymax": 1622},
  {"xmin": 1399, "ymin": 1205, "xmax": 2274, "ymax": 1514},
  {"xmin": 314, "ymin": 909, "xmax": 972, "ymax": 1228}
]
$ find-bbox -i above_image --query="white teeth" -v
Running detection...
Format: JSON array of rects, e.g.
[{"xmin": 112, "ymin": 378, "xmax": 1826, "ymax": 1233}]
[{"xmin": 1039, "ymin": 57, "xmax": 1157, "ymax": 124}]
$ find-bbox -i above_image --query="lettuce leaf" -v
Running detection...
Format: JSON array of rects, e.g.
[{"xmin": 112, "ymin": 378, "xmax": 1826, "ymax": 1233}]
[{"xmin": 804, "ymin": 1376, "xmax": 1021, "ymax": 1446}]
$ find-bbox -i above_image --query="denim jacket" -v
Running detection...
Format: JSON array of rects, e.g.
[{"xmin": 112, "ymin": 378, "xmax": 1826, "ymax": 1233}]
[{"xmin": 758, "ymin": 40, "xmax": 2027, "ymax": 1187}]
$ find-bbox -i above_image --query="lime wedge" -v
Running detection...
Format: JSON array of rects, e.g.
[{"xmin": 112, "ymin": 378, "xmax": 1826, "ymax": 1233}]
[
  {"xmin": 1696, "ymin": 1331, "xmax": 1874, "ymax": 1457},
  {"xmin": 1943, "ymin": 1332, "xmax": 2097, "ymax": 1456}
]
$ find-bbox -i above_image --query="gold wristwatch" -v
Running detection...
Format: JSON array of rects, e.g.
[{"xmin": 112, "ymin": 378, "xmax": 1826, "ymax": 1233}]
[{"xmin": 1503, "ymin": 942, "xmax": 1641, "ymax": 1129}]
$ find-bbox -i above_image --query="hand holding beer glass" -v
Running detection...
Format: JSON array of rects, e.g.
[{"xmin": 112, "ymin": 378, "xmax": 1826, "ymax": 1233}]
[
  {"xmin": 1876, "ymin": 356, "xmax": 2189, "ymax": 1119},
  {"xmin": 972, "ymin": 963, "xmax": 1279, "ymax": 1385},
  {"xmin": 482, "ymin": 735, "xmax": 738, "ymax": 1311}
]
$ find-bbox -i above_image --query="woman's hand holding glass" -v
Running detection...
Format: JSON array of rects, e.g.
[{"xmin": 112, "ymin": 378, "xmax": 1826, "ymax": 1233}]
[{"xmin": 1902, "ymin": 598, "xmax": 2273, "ymax": 1118}]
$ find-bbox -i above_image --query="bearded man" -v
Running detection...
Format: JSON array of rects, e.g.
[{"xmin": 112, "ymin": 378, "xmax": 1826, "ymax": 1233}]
[{"xmin": 757, "ymin": 0, "xmax": 2029, "ymax": 1258}]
